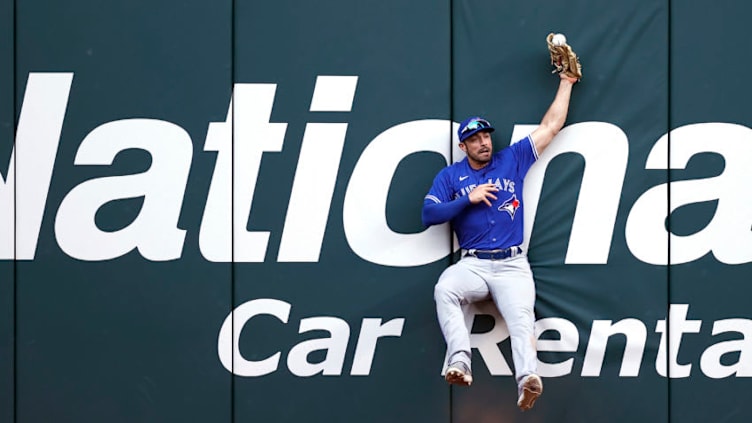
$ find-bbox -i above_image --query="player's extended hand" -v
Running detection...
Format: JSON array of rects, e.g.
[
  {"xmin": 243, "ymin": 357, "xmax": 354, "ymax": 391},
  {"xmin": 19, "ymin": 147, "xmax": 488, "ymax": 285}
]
[{"xmin": 468, "ymin": 183, "xmax": 499, "ymax": 207}]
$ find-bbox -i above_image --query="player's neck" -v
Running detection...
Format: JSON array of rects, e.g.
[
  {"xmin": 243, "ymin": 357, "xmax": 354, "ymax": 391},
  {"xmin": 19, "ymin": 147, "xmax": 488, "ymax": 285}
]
[{"xmin": 468, "ymin": 158, "xmax": 491, "ymax": 170}]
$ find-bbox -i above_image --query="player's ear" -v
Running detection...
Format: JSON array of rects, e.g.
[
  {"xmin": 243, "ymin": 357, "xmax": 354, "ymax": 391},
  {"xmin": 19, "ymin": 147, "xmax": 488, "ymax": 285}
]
[{"xmin": 458, "ymin": 142, "xmax": 467, "ymax": 152}]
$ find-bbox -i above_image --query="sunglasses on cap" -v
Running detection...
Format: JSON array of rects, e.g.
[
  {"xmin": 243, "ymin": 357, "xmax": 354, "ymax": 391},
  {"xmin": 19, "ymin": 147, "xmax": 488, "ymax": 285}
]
[{"xmin": 460, "ymin": 118, "xmax": 492, "ymax": 135}]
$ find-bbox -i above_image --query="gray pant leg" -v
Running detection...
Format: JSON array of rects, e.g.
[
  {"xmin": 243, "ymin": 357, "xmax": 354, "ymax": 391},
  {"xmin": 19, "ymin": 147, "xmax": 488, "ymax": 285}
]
[
  {"xmin": 433, "ymin": 259, "xmax": 490, "ymax": 370},
  {"xmin": 484, "ymin": 254, "xmax": 537, "ymax": 384}
]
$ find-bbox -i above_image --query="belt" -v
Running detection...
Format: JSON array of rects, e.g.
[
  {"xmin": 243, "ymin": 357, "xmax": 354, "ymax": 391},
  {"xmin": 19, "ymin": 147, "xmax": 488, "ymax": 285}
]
[{"xmin": 464, "ymin": 246, "xmax": 522, "ymax": 260}]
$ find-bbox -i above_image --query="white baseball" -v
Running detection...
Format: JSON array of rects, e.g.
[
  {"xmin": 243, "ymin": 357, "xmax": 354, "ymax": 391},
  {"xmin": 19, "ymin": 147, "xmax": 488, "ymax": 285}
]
[{"xmin": 552, "ymin": 33, "xmax": 567, "ymax": 46}]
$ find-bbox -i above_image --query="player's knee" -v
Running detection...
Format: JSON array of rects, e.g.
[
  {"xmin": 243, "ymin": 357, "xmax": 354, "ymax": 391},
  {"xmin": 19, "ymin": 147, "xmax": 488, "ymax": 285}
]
[
  {"xmin": 433, "ymin": 283, "xmax": 458, "ymax": 304},
  {"xmin": 506, "ymin": 307, "xmax": 535, "ymax": 334}
]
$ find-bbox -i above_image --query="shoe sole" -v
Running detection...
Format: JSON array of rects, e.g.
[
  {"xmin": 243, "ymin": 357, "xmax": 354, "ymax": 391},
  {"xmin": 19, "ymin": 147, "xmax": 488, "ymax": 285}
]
[
  {"xmin": 517, "ymin": 375, "xmax": 542, "ymax": 411},
  {"xmin": 445, "ymin": 367, "xmax": 473, "ymax": 386}
]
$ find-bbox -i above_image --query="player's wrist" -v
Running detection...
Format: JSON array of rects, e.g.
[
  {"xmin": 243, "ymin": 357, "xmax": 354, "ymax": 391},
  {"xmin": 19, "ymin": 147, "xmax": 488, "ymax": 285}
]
[{"xmin": 561, "ymin": 74, "xmax": 578, "ymax": 84}]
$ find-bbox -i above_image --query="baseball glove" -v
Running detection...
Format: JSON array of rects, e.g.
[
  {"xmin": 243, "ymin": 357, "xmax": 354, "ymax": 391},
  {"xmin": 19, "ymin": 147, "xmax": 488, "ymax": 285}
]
[{"xmin": 546, "ymin": 33, "xmax": 582, "ymax": 81}]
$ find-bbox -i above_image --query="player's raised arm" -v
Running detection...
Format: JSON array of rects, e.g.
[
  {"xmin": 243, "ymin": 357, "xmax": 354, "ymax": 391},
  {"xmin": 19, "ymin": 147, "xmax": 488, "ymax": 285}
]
[
  {"xmin": 530, "ymin": 33, "xmax": 582, "ymax": 156},
  {"xmin": 530, "ymin": 75, "xmax": 575, "ymax": 155}
]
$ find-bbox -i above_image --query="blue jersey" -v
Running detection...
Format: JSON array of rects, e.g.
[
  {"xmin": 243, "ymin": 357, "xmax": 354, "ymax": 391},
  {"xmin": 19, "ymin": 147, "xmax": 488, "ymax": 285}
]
[{"xmin": 423, "ymin": 135, "xmax": 538, "ymax": 250}]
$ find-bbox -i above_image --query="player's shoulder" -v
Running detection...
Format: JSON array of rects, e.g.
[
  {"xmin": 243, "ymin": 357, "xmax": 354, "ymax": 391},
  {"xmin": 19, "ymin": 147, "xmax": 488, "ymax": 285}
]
[
  {"xmin": 495, "ymin": 145, "xmax": 515, "ymax": 160},
  {"xmin": 502, "ymin": 135, "xmax": 535, "ymax": 155},
  {"xmin": 430, "ymin": 160, "xmax": 466, "ymax": 188}
]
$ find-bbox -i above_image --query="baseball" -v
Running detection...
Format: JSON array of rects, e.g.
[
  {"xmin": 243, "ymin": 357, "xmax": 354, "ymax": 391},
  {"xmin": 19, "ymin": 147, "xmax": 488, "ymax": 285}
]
[{"xmin": 552, "ymin": 33, "xmax": 567, "ymax": 46}]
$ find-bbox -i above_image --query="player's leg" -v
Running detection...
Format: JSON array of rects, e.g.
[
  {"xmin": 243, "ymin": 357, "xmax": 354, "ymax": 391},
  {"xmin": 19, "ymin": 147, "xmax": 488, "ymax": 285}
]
[
  {"xmin": 485, "ymin": 254, "xmax": 542, "ymax": 409},
  {"xmin": 434, "ymin": 259, "xmax": 490, "ymax": 385}
]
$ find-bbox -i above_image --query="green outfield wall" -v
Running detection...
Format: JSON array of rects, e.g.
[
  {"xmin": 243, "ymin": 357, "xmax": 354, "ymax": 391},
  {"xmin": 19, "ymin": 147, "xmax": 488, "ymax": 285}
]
[{"xmin": 2, "ymin": 1, "xmax": 751, "ymax": 422}]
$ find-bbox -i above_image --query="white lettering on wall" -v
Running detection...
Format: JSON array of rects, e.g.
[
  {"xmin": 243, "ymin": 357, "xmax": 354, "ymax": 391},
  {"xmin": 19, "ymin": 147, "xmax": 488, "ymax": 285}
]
[
  {"xmin": 5, "ymin": 73, "xmax": 752, "ymax": 268},
  {"xmin": 278, "ymin": 76, "xmax": 356, "ymax": 262},
  {"xmin": 626, "ymin": 123, "xmax": 752, "ymax": 265},
  {"xmin": 343, "ymin": 119, "xmax": 455, "ymax": 267},
  {"xmin": 1, "ymin": 73, "xmax": 72, "ymax": 260},
  {"xmin": 218, "ymin": 298, "xmax": 404, "ymax": 377},
  {"xmin": 515, "ymin": 122, "xmax": 629, "ymax": 264},
  {"xmin": 55, "ymin": 119, "xmax": 191, "ymax": 260}
]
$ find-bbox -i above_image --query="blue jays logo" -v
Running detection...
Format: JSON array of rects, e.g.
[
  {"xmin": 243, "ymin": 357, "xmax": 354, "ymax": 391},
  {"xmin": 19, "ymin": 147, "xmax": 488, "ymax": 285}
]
[{"xmin": 498, "ymin": 194, "xmax": 520, "ymax": 219}]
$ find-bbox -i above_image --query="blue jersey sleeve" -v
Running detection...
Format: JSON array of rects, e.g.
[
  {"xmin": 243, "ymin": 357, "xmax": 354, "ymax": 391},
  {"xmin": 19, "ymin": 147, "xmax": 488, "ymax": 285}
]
[
  {"xmin": 422, "ymin": 196, "xmax": 471, "ymax": 227},
  {"xmin": 510, "ymin": 134, "xmax": 539, "ymax": 177},
  {"xmin": 422, "ymin": 167, "xmax": 471, "ymax": 227}
]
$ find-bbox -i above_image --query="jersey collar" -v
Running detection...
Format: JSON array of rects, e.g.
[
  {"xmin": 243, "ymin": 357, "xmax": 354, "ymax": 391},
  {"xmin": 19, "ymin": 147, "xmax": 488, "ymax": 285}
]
[{"xmin": 462, "ymin": 152, "xmax": 496, "ymax": 174}]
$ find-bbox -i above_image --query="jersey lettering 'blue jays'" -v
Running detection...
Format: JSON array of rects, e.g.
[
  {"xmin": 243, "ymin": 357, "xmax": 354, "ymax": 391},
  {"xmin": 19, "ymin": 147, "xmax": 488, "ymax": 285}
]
[{"xmin": 423, "ymin": 135, "xmax": 538, "ymax": 250}]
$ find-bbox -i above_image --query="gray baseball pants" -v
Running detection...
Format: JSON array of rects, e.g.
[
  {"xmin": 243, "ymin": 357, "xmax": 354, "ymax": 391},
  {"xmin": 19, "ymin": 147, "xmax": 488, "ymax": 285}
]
[{"xmin": 434, "ymin": 252, "xmax": 537, "ymax": 385}]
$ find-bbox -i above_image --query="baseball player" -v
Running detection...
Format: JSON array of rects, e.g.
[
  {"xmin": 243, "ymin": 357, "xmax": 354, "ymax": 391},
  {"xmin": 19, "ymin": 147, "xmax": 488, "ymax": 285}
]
[{"xmin": 422, "ymin": 71, "xmax": 577, "ymax": 411}]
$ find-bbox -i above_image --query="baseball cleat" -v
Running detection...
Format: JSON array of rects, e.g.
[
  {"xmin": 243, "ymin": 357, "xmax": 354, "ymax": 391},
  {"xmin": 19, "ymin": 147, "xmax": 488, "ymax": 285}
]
[
  {"xmin": 445, "ymin": 362, "xmax": 473, "ymax": 386},
  {"xmin": 517, "ymin": 374, "xmax": 543, "ymax": 411}
]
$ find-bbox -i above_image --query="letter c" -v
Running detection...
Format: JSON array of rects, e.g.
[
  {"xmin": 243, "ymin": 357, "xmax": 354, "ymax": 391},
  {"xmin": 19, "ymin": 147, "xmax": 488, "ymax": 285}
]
[{"xmin": 217, "ymin": 298, "xmax": 291, "ymax": 376}]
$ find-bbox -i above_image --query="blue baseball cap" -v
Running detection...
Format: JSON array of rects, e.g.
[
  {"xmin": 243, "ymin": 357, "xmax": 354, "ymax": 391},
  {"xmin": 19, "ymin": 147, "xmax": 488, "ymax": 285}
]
[{"xmin": 458, "ymin": 116, "xmax": 495, "ymax": 142}]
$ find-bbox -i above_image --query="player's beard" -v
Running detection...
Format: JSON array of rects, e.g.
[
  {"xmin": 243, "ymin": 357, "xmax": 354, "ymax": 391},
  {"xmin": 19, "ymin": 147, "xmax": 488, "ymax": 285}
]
[{"xmin": 467, "ymin": 148, "xmax": 492, "ymax": 168}]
